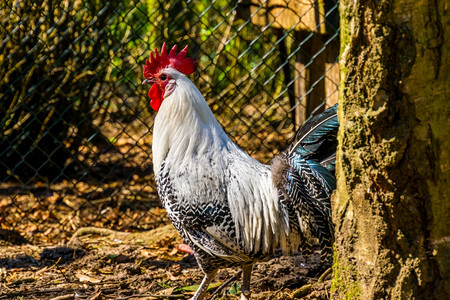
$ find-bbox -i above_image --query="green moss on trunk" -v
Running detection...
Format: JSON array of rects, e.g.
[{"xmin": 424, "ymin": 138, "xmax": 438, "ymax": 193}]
[
  {"xmin": 332, "ymin": 0, "xmax": 449, "ymax": 299},
  {"xmin": 331, "ymin": 245, "xmax": 361, "ymax": 299}
]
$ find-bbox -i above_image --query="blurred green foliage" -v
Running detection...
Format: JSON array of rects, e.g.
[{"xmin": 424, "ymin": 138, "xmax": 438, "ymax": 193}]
[
  {"xmin": 0, "ymin": 0, "xmax": 324, "ymax": 182},
  {"xmin": 0, "ymin": 0, "xmax": 146, "ymax": 181}
]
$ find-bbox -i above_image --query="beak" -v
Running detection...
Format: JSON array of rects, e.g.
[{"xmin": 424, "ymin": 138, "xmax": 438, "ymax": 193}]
[{"xmin": 142, "ymin": 78, "xmax": 153, "ymax": 85}]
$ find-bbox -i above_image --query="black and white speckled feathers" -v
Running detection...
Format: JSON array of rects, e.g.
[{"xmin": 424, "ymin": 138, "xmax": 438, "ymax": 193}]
[{"xmin": 151, "ymin": 67, "xmax": 338, "ymax": 276}]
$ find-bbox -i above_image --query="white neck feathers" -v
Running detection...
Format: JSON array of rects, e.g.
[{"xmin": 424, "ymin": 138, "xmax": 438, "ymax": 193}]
[{"xmin": 152, "ymin": 71, "xmax": 230, "ymax": 174}]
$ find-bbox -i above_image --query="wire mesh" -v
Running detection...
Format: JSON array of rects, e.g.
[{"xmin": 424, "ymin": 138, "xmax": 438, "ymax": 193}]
[{"xmin": 0, "ymin": 0, "xmax": 340, "ymax": 244}]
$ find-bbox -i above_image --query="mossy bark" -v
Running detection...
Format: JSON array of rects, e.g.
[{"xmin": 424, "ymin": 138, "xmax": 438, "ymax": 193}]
[{"xmin": 332, "ymin": 0, "xmax": 449, "ymax": 299}]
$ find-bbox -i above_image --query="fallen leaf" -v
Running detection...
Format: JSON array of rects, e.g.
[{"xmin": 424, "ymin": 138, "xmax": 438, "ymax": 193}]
[
  {"xmin": 96, "ymin": 267, "xmax": 114, "ymax": 275},
  {"xmin": 229, "ymin": 281, "xmax": 241, "ymax": 295},
  {"xmin": 166, "ymin": 271, "xmax": 178, "ymax": 281},
  {"xmin": 76, "ymin": 273, "xmax": 101, "ymax": 283},
  {"xmin": 157, "ymin": 287, "xmax": 175, "ymax": 296},
  {"xmin": 168, "ymin": 247, "xmax": 178, "ymax": 256}
]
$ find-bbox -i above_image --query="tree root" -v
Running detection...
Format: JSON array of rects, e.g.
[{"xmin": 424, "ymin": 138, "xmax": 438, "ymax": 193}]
[{"xmin": 68, "ymin": 224, "xmax": 182, "ymax": 247}]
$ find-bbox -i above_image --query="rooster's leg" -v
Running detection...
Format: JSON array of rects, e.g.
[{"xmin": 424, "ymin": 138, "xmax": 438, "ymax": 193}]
[
  {"xmin": 191, "ymin": 270, "xmax": 217, "ymax": 300},
  {"xmin": 241, "ymin": 263, "xmax": 253, "ymax": 300}
]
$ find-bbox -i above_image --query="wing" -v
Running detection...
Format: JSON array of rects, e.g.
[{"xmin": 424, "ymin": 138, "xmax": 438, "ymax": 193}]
[{"xmin": 157, "ymin": 157, "xmax": 251, "ymax": 264}]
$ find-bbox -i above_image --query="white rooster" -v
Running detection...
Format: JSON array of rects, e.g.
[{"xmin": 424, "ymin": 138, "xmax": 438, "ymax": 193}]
[{"xmin": 142, "ymin": 43, "xmax": 338, "ymax": 300}]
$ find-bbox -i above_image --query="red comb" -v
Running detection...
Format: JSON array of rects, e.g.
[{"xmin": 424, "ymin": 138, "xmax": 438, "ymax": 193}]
[{"xmin": 143, "ymin": 42, "xmax": 197, "ymax": 78}]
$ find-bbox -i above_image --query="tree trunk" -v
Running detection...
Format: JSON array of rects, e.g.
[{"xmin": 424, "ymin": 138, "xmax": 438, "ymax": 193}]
[{"xmin": 332, "ymin": 1, "xmax": 449, "ymax": 299}]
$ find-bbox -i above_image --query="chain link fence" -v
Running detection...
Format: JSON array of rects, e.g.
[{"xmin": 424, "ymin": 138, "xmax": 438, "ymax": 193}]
[{"xmin": 0, "ymin": 0, "xmax": 340, "ymax": 244}]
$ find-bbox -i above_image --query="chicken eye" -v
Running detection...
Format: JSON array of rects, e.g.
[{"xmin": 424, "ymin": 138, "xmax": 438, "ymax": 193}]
[{"xmin": 160, "ymin": 74, "xmax": 167, "ymax": 81}]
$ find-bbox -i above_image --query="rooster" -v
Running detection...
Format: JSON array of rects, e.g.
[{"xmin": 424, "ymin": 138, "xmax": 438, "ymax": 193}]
[{"xmin": 142, "ymin": 43, "xmax": 338, "ymax": 300}]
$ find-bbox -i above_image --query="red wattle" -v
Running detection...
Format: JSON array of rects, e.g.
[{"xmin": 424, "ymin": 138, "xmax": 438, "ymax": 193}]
[{"xmin": 149, "ymin": 84, "xmax": 163, "ymax": 111}]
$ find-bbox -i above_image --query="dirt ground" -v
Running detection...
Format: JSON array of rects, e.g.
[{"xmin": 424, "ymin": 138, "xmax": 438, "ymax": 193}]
[{"xmin": 0, "ymin": 224, "xmax": 331, "ymax": 300}]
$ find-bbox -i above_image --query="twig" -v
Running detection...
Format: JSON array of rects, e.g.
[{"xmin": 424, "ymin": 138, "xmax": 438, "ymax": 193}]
[
  {"xmin": 21, "ymin": 279, "xmax": 120, "ymax": 289},
  {"xmin": 49, "ymin": 294, "xmax": 75, "ymax": 300},
  {"xmin": 36, "ymin": 256, "xmax": 62, "ymax": 275},
  {"xmin": 88, "ymin": 290, "xmax": 102, "ymax": 300},
  {"xmin": 7, "ymin": 277, "xmax": 35, "ymax": 286},
  {"xmin": 291, "ymin": 284, "xmax": 312, "ymax": 299},
  {"xmin": 0, "ymin": 288, "xmax": 83, "ymax": 299},
  {"xmin": 0, "ymin": 283, "xmax": 120, "ymax": 299},
  {"xmin": 317, "ymin": 267, "xmax": 332, "ymax": 283},
  {"xmin": 115, "ymin": 294, "xmax": 185, "ymax": 299},
  {"xmin": 57, "ymin": 264, "xmax": 72, "ymax": 284},
  {"xmin": 209, "ymin": 270, "xmax": 242, "ymax": 300}
]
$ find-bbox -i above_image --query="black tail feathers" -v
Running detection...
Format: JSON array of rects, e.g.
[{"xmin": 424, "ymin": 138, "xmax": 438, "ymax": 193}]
[{"xmin": 271, "ymin": 104, "xmax": 339, "ymax": 259}]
